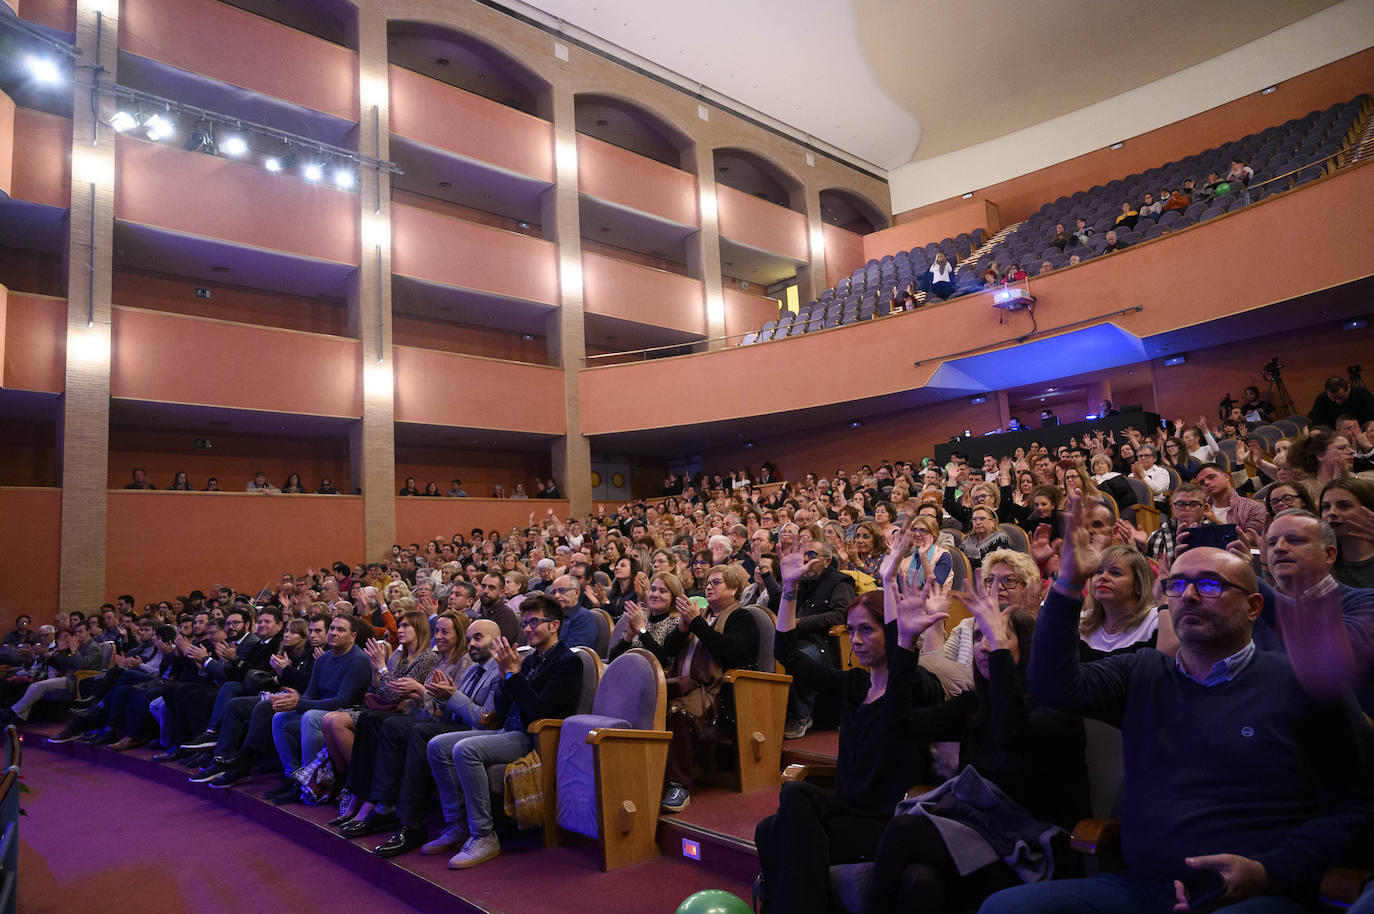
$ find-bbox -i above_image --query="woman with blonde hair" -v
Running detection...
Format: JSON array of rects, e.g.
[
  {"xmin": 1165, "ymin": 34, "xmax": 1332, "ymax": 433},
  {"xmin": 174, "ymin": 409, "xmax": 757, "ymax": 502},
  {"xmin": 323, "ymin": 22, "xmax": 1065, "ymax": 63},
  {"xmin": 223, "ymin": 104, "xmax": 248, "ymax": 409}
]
[
  {"xmin": 1078, "ymin": 545, "xmax": 1166, "ymax": 660},
  {"xmin": 899, "ymin": 515, "xmax": 953, "ymax": 590},
  {"xmin": 609, "ymin": 571, "xmax": 683, "ymax": 664}
]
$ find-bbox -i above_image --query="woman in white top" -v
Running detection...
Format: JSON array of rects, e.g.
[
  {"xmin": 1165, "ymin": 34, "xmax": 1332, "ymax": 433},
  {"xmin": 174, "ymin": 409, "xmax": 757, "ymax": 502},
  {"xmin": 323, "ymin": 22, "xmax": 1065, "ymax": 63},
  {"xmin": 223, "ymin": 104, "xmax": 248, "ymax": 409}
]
[
  {"xmin": 926, "ymin": 253, "xmax": 955, "ymax": 301},
  {"xmin": 1078, "ymin": 545, "xmax": 1175, "ymax": 660},
  {"xmin": 1177, "ymin": 416, "xmax": 1221, "ymax": 463}
]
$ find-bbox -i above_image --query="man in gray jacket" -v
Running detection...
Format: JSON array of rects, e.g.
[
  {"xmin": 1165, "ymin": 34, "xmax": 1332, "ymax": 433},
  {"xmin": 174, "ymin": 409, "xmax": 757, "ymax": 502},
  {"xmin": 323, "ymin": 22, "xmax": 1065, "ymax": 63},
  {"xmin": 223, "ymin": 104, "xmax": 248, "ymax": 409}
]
[{"xmin": 5, "ymin": 620, "xmax": 103, "ymax": 722}]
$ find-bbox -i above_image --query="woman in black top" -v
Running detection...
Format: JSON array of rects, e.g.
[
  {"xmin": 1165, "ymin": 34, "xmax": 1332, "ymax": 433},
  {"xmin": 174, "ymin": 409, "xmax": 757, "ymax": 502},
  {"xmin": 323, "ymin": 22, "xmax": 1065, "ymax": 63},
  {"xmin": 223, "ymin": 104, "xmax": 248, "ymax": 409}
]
[
  {"xmin": 754, "ymin": 539, "xmax": 947, "ymax": 914},
  {"xmin": 608, "ymin": 572, "xmax": 681, "ymax": 664},
  {"xmin": 863, "ymin": 577, "xmax": 1089, "ymax": 914}
]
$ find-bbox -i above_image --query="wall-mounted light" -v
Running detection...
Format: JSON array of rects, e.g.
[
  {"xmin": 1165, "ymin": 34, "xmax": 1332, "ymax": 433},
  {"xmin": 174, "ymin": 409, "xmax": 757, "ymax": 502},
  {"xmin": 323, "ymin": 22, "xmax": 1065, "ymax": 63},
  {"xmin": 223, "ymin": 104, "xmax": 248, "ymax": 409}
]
[
  {"xmin": 1163, "ymin": 355, "xmax": 1187, "ymax": 367},
  {"xmin": 961, "ymin": 192, "xmax": 974, "ymax": 200},
  {"xmin": 1110, "ymin": 142, "xmax": 1124, "ymax": 150},
  {"xmin": 849, "ymin": 419, "xmax": 863, "ymax": 429},
  {"xmin": 1343, "ymin": 319, "xmax": 1367, "ymax": 331},
  {"xmin": 969, "ymin": 395, "xmax": 988, "ymax": 405},
  {"xmin": 220, "ymin": 135, "xmax": 248, "ymax": 157},
  {"xmin": 25, "ymin": 54, "xmax": 62, "ymax": 84},
  {"xmin": 1261, "ymin": 86, "xmax": 1277, "ymax": 96},
  {"xmin": 303, "ymin": 163, "xmax": 324, "ymax": 181}
]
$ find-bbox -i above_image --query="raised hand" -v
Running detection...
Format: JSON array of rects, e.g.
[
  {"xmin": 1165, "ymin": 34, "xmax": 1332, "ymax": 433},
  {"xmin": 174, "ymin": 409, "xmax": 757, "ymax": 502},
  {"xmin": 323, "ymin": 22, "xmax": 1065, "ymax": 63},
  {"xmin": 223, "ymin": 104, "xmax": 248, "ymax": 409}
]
[
  {"xmin": 675, "ymin": 595, "xmax": 701, "ymax": 630},
  {"xmin": 778, "ymin": 536, "xmax": 808, "ymax": 590},
  {"xmin": 633, "ymin": 571, "xmax": 650, "ymax": 602},
  {"xmin": 891, "ymin": 577, "xmax": 951, "ymax": 648},
  {"xmin": 492, "ymin": 636, "xmax": 522, "ymax": 675},
  {"xmin": 622, "ymin": 601, "xmax": 647, "ymax": 640},
  {"xmin": 959, "ymin": 574, "xmax": 1011, "ymax": 651},
  {"xmin": 1057, "ymin": 492, "xmax": 1104, "ymax": 590},
  {"xmin": 270, "ymin": 651, "xmax": 288, "ymax": 673},
  {"xmin": 879, "ymin": 526, "xmax": 914, "ymax": 582}
]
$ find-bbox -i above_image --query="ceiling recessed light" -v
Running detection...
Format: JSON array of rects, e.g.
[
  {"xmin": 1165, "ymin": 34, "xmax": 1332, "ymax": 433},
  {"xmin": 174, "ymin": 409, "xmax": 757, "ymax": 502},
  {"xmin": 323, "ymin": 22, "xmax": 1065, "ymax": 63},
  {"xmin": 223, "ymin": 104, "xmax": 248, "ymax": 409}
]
[
  {"xmin": 437, "ymin": 180, "xmax": 451, "ymax": 188},
  {"xmin": 600, "ymin": 226, "xmax": 612, "ymax": 232},
  {"xmin": 210, "ymin": 266, "xmax": 230, "ymax": 273},
  {"xmin": 595, "ymin": 118, "xmax": 609, "ymax": 126},
  {"xmin": 436, "ymin": 58, "xmax": 450, "ymax": 66}
]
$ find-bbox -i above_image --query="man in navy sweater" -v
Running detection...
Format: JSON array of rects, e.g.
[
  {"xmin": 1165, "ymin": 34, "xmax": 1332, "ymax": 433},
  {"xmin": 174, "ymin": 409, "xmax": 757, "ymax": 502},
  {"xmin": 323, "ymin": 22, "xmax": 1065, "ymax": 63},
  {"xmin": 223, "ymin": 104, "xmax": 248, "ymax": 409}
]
[
  {"xmin": 982, "ymin": 494, "xmax": 1374, "ymax": 914},
  {"xmin": 207, "ymin": 615, "xmax": 371, "ymax": 800}
]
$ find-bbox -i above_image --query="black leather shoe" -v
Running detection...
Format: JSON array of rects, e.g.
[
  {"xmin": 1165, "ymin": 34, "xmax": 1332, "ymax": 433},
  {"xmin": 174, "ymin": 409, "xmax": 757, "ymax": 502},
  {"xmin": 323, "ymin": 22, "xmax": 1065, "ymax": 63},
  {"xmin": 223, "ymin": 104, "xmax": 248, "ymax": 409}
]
[
  {"xmin": 341, "ymin": 810, "xmax": 398, "ymax": 839},
  {"xmin": 91, "ymin": 730, "xmax": 121, "ymax": 746},
  {"xmin": 374, "ymin": 825, "xmax": 426, "ymax": 859},
  {"xmin": 327, "ymin": 808, "xmax": 359, "ymax": 828},
  {"xmin": 69, "ymin": 705, "xmax": 106, "ymax": 724},
  {"xmin": 151, "ymin": 746, "xmax": 192, "ymax": 764},
  {"xmin": 181, "ymin": 750, "xmax": 213, "ymax": 769}
]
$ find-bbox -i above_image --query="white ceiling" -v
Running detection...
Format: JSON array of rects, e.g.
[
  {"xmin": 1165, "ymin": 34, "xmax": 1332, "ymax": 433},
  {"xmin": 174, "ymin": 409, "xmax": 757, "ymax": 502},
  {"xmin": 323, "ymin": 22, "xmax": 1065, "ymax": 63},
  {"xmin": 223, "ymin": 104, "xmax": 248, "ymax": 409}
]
[{"xmin": 513, "ymin": 0, "xmax": 1337, "ymax": 171}]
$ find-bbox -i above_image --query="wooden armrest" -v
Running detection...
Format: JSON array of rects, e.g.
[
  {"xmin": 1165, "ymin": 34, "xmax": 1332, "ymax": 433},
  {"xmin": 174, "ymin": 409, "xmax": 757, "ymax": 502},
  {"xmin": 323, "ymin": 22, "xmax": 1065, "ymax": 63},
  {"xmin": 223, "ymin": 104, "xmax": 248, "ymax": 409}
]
[
  {"xmin": 1070, "ymin": 818, "xmax": 1122, "ymax": 856},
  {"xmin": 723, "ymin": 669, "xmax": 793, "ymax": 686},
  {"xmin": 1321, "ymin": 867, "xmax": 1374, "ymax": 906},
  {"xmin": 478, "ymin": 710, "xmax": 499, "ymax": 729},
  {"xmin": 782, "ymin": 762, "xmax": 836, "ymax": 782},
  {"xmin": 828, "ymin": 624, "xmax": 847, "ymax": 638},
  {"xmin": 73, "ymin": 670, "xmax": 100, "ymax": 682},
  {"xmin": 528, "ymin": 718, "xmax": 564, "ymax": 735},
  {"xmin": 585, "ymin": 728, "xmax": 672, "ymax": 746},
  {"xmin": 903, "ymin": 784, "xmax": 936, "ymax": 800}
]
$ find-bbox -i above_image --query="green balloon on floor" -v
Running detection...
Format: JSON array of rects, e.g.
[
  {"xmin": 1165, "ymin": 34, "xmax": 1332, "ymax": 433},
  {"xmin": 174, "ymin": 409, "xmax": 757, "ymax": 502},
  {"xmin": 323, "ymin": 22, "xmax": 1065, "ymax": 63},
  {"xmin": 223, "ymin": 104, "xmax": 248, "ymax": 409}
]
[{"xmin": 675, "ymin": 889, "xmax": 752, "ymax": 914}]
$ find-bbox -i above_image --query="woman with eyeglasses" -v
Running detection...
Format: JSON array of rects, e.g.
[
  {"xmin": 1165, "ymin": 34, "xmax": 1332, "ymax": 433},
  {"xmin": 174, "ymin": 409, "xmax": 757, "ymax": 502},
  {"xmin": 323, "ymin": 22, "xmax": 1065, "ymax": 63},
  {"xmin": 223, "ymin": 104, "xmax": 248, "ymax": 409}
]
[
  {"xmin": 1263, "ymin": 482, "xmax": 1316, "ymax": 528},
  {"xmin": 1320, "ymin": 477, "xmax": 1374, "ymax": 589},
  {"xmin": 899, "ymin": 516, "xmax": 954, "ymax": 591},
  {"xmin": 685, "ymin": 550, "xmax": 712, "ymax": 598}
]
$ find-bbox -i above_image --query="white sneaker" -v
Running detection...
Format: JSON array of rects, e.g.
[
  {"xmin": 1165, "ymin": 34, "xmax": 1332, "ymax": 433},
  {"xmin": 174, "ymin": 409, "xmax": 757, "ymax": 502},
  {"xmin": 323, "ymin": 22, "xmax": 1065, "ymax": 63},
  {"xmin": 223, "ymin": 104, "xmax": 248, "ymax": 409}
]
[
  {"xmin": 421, "ymin": 824, "xmax": 466, "ymax": 855},
  {"xmin": 448, "ymin": 833, "xmax": 500, "ymax": 869},
  {"xmin": 784, "ymin": 717, "xmax": 813, "ymax": 740}
]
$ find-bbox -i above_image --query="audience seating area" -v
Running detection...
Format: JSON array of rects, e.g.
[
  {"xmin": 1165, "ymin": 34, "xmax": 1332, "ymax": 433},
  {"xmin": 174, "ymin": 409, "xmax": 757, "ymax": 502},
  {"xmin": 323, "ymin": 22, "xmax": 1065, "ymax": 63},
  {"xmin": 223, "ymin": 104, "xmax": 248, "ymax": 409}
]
[{"xmin": 741, "ymin": 93, "xmax": 1372, "ymax": 344}]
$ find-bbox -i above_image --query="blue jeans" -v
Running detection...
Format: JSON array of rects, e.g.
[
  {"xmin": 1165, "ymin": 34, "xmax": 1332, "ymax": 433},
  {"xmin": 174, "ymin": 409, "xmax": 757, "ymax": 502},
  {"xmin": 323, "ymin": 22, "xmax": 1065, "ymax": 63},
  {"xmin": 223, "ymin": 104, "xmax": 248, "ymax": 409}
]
[
  {"xmin": 451, "ymin": 729, "xmax": 533, "ymax": 838},
  {"xmin": 270, "ymin": 710, "xmax": 304, "ymax": 772},
  {"xmin": 426, "ymin": 728, "xmax": 497, "ymax": 828},
  {"xmin": 300, "ymin": 709, "xmax": 328, "ymax": 770},
  {"xmin": 979, "ymin": 873, "xmax": 1313, "ymax": 914}
]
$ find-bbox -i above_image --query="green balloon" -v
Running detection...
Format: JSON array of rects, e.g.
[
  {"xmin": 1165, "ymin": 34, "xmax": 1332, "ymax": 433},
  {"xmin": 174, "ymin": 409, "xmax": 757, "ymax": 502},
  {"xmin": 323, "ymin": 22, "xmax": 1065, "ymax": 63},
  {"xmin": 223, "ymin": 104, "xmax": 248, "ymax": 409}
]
[{"xmin": 675, "ymin": 889, "xmax": 752, "ymax": 914}]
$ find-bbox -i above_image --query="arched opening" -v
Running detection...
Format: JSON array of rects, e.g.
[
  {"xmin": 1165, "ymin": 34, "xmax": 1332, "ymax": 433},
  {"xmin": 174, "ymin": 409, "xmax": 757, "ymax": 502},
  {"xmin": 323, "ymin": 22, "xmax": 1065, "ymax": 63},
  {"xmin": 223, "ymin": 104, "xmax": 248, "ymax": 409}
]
[
  {"xmin": 819, "ymin": 188, "xmax": 888, "ymax": 233},
  {"xmin": 387, "ymin": 21, "xmax": 548, "ymax": 117},
  {"xmin": 712, "ymin": 148, "xmax": 803, "ymax": 212},
  {"xmin": 573, "ymin": 94, "xmax": 692, "ymax": 169}
]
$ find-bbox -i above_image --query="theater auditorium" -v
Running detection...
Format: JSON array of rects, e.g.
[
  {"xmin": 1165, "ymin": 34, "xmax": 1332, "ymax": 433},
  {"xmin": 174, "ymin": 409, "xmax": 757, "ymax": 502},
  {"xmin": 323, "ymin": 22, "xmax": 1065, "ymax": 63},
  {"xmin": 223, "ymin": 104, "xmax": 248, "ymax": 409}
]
[{"xmin": 2, "ymin": 0, "xmax": 1374, "ymax": 911}]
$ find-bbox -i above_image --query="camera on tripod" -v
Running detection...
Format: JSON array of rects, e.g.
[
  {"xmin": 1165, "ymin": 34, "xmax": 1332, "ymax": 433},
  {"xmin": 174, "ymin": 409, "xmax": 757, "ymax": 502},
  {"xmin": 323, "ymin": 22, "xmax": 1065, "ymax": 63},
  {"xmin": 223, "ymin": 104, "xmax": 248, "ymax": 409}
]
[
  {"xmin": 1349, "ymin": 364, "xmax": 1364, "ymax": 388},
  {"xmin": 1262, "ymin": 358, "xmax": 1283, "ymax": 382}
]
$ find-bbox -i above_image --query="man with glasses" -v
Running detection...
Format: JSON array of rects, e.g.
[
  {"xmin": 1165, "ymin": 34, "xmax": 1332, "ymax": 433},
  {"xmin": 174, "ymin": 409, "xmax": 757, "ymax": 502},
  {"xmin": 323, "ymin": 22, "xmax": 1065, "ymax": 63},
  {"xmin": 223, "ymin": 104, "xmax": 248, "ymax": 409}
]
[
  {"xmin": 782, "ymin": 540, "xmax": 856, "ymax": 740},
  {"xmin": 548, "ymin": 574, "xmax": 598, "ymax": 650},
  {"xmin": 983, "ymin": 495, "xmax": 1374, "ymax": 914},
  {"xmin": 1131, "ymin": 445, "xmax": 1171, "ymax": 505},
  {"xmin": 1142, "ymin": 483, "xmax": 1209, "ymax": 566},
  {"xmin": 441, "ymin": 593, "xmax": 582, "ymax": 868}
]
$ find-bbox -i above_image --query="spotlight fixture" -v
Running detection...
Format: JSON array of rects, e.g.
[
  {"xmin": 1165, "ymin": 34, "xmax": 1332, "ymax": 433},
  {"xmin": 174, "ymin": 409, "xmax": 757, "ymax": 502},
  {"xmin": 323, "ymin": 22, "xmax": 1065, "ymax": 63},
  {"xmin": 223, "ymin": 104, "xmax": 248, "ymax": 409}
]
[
  {"xmin": 25, "ymin": 55, "xmax": 61, "ymax": 84},
  {"xmin": 333, "ymin": 167, "xmax": 355, "ymax": 188},
  {"xmin": 303, "ymin": 163, "xmax": 323, "ymax": 181},
  {"xmin": 264, "ymin": 157, "xmax": 282, "ymax": 172},
  {"xmin": 220, "ymin": 135, "xmax": 248, "ymax": 157},
  {"xmin": 143, "ymin": 113, "xmax": 175, "ymax": 141},
  {"xmin": 849, "ymin": 419, "xmax": 863, "ymax": 429},
  {"xmin": 109, "ymin": 110, "xmax": 138, "ymax": 133}
]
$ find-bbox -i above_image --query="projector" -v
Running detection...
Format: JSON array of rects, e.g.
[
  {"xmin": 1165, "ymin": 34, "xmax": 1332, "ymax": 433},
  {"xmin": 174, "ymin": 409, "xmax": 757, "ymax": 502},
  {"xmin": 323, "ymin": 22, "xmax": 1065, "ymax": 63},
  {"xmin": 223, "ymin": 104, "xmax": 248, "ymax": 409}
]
[{"xmin": 991, "ymin": 287, "xmax": 1034, "ymax": 311}]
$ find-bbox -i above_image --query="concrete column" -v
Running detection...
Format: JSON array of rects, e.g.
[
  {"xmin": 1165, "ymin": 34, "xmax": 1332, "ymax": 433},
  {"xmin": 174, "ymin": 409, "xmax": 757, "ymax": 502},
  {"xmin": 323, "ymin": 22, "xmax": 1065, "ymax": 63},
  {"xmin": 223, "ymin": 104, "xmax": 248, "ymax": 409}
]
[
  {"xmin": 542, "ymin": 84, "xmax": 592, "ymax": 517},
  {"xmin": 683, "ymin": 145, "xmax": 727, "ymax": 349},
  {"xmin": 59, "ymin": 1, "xmax": 119, "ymax": 610},
  {"xmin": 351, "ymin": 8, "xmax": 395, "ymax": 560},
  {"xmin": 797, "ymin": 183, "xmax": 828, "ymax": 304}
]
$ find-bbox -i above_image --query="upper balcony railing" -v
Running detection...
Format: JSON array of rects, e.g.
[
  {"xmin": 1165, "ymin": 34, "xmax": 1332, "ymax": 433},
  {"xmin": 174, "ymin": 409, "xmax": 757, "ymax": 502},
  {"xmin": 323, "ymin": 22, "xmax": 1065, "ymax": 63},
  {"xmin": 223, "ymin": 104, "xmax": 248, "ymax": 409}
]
[
  {"xmin": 715, "ymin": 184, "xmax": 808, "ymax": 262},
  {"xmin": 576, "ymin": 134, "xmax": 698, "ymax": 227}
]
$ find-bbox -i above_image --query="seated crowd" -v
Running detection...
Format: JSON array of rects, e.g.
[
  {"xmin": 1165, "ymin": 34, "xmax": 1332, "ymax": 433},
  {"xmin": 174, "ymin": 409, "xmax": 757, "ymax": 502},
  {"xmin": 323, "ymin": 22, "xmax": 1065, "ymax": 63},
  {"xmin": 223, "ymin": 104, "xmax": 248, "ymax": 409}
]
[
  {"xmin": 8, "ymin": 371, "xmax": 1374, "ymax": 911},
  {"xmin": 122, "ymin": 469, "xmax": 565, "ymax": 500}
]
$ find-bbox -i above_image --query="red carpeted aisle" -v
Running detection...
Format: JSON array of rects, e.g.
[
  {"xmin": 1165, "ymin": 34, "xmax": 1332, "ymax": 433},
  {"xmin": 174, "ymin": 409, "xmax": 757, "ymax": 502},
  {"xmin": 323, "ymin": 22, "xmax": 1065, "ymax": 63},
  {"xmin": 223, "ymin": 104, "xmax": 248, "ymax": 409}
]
[
  {"xmin": 19, "ymin": 744, "xmax": 425, "ymax": 914},
  {"xmin": 22, "ymin": 737, "xmax": 758, "ymax": 913}
]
